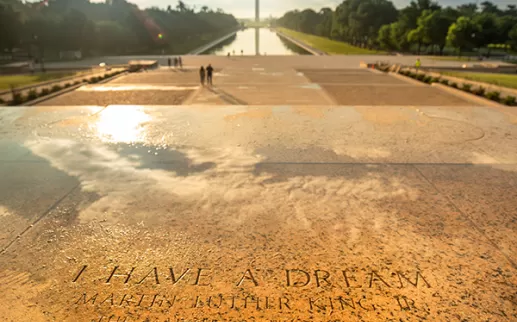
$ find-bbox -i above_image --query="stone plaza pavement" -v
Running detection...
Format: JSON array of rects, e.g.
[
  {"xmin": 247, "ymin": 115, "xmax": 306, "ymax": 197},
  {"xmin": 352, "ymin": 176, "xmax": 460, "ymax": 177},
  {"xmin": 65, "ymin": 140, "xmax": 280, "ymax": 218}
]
[
  {"xmin": 39, "ymin": 55, "xmax": 476, "ymax": 107},
  {"xmin": 0, "ymin": 56, "xmax": 517, "ymax": 321}
]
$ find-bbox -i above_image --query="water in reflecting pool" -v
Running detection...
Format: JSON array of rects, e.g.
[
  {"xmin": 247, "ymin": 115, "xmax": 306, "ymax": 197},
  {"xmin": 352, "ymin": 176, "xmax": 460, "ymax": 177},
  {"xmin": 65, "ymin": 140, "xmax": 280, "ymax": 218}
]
[{"xmin": 203, "ymin": 28, "xmax": 310, "ymax": 56}]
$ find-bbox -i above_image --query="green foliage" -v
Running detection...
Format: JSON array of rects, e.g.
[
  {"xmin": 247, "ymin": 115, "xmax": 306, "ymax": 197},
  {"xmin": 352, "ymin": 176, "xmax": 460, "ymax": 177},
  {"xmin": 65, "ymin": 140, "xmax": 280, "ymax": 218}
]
[
  {"xmin": 441, "ymin": 71, "xmax": 517, "ymax": 89},
  {"xmin": 450, "ymin": 82, "xmax": 458, "ymax": 88},
  {"xmin": 51, "ymin": 85, "xmax": 62, "ymax": 93},
  {"xmin": 41, "ymin": 88, "xmax": 50, "ymax": 96},
  {"xmin": 440, "ymin": 79, "xmax": 449, "ymax": 85},
  {"xmin": 74, "ymin": 81, "xmax": 80, "ymax": 85},
  {"xmin": 278, "ymin": 0, "xmax": 397, "ymax": 49},
  {"xmin": 27, "ymin": 89, "xmax": 38, "ymax": 100},
  {"xmin": 0, "ymin": 0, "xmax": 239, "ymax": 56},
  {"xmin": 10, "ymin": 93, "xmax": 24, "ymax": 105},
  {"xmin": 64, "ymin": 83, "xmax": 71, "ymax": 88},
  {"xmin": 503, "ymin": 96, "xmax": 516, "ymax": 106},
  {"xmin": 278, "ymin": 28, "xmax": 381, "ymax": 54},
  {"xmin": 423, "ymin": 75, "xmax": 433, "ymax": 83},
  {"xmin": 486, "ymin": 91, "xmax": 501, "ymax": 101},
  {"xmin": 416, "ymin": 74, "xmax": 425, "ymax": 81},
  {"xmin": 431, "ymin": 77, "xmax": 441, "ymax": 83},
  {"xmin": 473, "ymin": 87, "xmax": 485, "ymax": 96},
  {"xmin": 446, "ymin": 17, "xmax": 479, "ymax": 52},
  {"xmin": 0, "ymin": 3, "xmax": 23, "ymax": 53},
  {"xmin": 416, "ymin": 9, "xmax": 458, "ymax": 54},
  {"xmin": 510, "ymin": 25, "xmax": 517, "ymax": 50},
  {"xmin": 461, "ymin": 83, "xmax": 473, "ymax": 91}
]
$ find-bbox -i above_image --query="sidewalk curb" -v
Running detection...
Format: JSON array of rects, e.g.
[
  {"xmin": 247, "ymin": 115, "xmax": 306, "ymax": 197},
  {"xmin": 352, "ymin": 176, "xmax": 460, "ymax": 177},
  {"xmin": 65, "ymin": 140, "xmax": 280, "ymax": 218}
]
[
  {"xmin": 275, "ymin": 31, "xmax": 326, "ymax": 56},
  {"xmin": 25, "ymin": 84, "xmax": 83, "ymax": 106},
  {"xmin": 0, "ymin": 68, "xmax": 124, "ymax": 96},
  {"xmin": 431, "ymin": 83, "xmax": 506, "ymax": 108},
  {"xmin": 388, "ymin": 72, "xmax": 427, "ymax": 86},
  {"xmin": 189, "ymin": 29, "xmax": 240, "ymax": 55},
  {"xmin": 24, "ymin": 71, "xmax": 128, "ymax": 106}
]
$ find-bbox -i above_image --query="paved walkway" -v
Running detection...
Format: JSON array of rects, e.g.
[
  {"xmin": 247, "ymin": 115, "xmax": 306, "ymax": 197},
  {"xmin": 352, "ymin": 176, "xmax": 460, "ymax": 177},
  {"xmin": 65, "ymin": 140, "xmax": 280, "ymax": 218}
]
[
  {"xmin": 39, "ymin": 60, "xmax": 474, "ymax": 107},
  {"xmin": 0, "ymin": 56, "xmax": 516, "ymax": 321}
]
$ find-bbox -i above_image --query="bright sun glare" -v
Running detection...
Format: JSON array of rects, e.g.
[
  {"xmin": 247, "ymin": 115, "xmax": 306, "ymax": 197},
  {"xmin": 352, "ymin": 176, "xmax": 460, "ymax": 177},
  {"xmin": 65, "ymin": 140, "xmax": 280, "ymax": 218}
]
[{"xmin": 94, "ymin": 106, "xmax": 151, "ymax": 143}]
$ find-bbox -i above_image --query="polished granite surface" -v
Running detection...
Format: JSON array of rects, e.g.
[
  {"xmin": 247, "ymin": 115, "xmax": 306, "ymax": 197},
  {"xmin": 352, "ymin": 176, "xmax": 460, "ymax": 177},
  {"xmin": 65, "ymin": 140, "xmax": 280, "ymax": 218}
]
[{"xmin": 1, "ymin": 102, "xmax": 516, "ymax": 321}]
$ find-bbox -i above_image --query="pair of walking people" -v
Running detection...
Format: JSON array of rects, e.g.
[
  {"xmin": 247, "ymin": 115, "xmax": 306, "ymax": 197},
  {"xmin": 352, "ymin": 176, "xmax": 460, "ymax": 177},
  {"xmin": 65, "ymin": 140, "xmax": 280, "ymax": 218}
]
[{"xmin": 199, "ymin": 64, "xmax": 214, "ymax": 86}]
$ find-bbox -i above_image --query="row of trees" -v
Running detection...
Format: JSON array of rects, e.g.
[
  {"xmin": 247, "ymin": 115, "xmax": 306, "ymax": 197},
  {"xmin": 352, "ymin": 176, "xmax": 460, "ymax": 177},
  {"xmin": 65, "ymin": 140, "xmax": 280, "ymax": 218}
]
[
  {"xmin": 276, "ymin": 0, "xmax": 517, "ymax": 55},
  {"xmin": 0, "ymin": 0, "xmax": 239, "ymax": 58}
]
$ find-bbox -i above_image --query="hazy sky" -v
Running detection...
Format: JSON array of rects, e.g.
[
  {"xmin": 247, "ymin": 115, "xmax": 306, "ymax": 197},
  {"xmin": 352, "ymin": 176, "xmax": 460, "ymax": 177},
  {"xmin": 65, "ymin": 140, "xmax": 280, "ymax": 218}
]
[{"xmin": 60, "ymin": 0, "xmax": 517, "ymax": 18}]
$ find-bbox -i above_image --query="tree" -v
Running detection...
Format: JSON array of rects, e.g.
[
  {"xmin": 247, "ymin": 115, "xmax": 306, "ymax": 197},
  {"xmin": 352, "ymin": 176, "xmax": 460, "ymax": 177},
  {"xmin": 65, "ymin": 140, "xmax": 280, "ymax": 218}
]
[
  {"xmin": 506, "ymin": 5, "xmax": 517, "ymax": 16},
  {"xmin": 418, "ymin": 9, "xmax": 457, "ymax": 54},
  {"xmin": 472, "ymin": 13, "xmax": 499, "ymax": 55},
  {"xmin": 389, "ymin": 21, "xmax": 410, "ymax": 51},
  {"xmin": 497, "ymin": 15, "xmax": 517, "ymax": 47},
  {"xmin": 315, "ymin": 8, "xmax": 333, "ymax": 38},
  {"xmin": 510, "ymin": 25, "xmax": 517, "ymax": 50},
  {"xmin": 446, "ymin": 16, "xmax": 479, "ymax": 55},
  {"xmin": 480, "ymin": 1, "xmax": 501, "ymax": 15},
  {"xmin": 176, "ymin": 1, "xmax": 187, "ymax": 12},
  {"xmin": 407, "ymin": 26, "xmax": 425, "ymax": 54},
  {"xmin": 457, "ymin": 3, "xmax": 477, "ymax": 17},
  {"xmin": 333, "ymin": 0, "xmax": 398, "ymax": 47},
  {"xmin": 377, "ymin": 24, "xmax": 394, "ymax": 50},
  {"xmin": 0, "ymin": 3, "xmax": 22, "ymax": 53},
  {"xmin": 298, "ymin": 9, "xmax": 320, "ymax": 34}
]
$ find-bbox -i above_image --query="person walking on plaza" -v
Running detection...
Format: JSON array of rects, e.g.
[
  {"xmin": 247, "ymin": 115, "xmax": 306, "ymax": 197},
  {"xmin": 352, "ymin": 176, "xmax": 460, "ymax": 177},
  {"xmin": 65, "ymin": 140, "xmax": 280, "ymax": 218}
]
[
  {"xmin": 415, "ymin": 57, "xmax": 421, "ymax": 71},
  {"xmin": 199, "ymin": 66, "xmax": 206, "ymax": 86},
  {"xmin": 178, "ymin": 56, "xmax": 183, "ymax": 68},
  {"xmin": 174, "ymin": 57, "xmax": 178, "ymax": 68},
  {"xmin": 168, "ymin": 57, "xmax": 171, "ymax": 68},
  {"xmin": 206, "ymin": 64, "xmax": 214, "ymax": 86}
]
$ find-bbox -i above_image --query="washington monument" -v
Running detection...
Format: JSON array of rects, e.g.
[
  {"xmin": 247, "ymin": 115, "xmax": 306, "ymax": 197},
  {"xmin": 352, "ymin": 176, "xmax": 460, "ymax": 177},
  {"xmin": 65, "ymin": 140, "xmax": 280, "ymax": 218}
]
[{"xmin": 255, "ymin": 0, "xmax": 259, "ymax": 22}]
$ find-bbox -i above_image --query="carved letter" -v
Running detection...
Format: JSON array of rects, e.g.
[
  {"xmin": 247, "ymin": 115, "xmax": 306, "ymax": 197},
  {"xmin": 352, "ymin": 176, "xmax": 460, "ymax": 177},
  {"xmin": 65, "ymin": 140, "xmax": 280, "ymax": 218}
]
[
  {"xmin": 342, "ymin": 270, "xmax": 360, "ymax": 288},
  {"xmin": 286, "ymin": 269, "xmax": 310, "ymax": 287},
  {"xmin": 368, "ymin": 271, "xmax": 391, "ymax": 288},
  {"xmin": 193, "ymin": 268, "xmax": 210, "ymax": 286},
  {"xmin": 395, "ymin": 295, "xmax": 414, "ymax": 311},
  {"xmin": 105, "ymin": 266, "xmax": 135, "ymax": 284},
  {"xmin": 169, "ymin": 268, "xmax": 190, "ymax": 285},
  {"xmin": 314, "ymin": 270, "xmax": 331, "ymax": 287},
  {"xmin": 337, "ymin": 296, "xmax": 355, "ymax": 310},
  {"xmin": 207, "ymin": 295, "xmax": 223, "ymax": 308},
  {"xmin": 137, "ymin": 267, "xmax": 160, "ymax": 285},
  {"xmin": 119, "ymin": 294, "xmax": 133, "ymax": 307},
  {"xmin": 279, "ymin": 297, "xmax": 291, "ymax": 310},
  {"xmin": 237, "ymin": 269, "xmax": 259, "ymax": 286},
  {"xmin": 396, "ymin": 271, "xmax": 431, "ymax": 288},
  {"xmin": 72, "ymin": 265, "xmax": 87, "ymax": 283},
  {"xmin": 75, "ymin": 293, "xmax": 98, "ymax": 305},
  {"xmin": 99, "ymin": 293, "xmax": 115, "ymax": 306},
  {"xmin": 308, "ymin": 297, "xmax": 325, "ymax": 311}
]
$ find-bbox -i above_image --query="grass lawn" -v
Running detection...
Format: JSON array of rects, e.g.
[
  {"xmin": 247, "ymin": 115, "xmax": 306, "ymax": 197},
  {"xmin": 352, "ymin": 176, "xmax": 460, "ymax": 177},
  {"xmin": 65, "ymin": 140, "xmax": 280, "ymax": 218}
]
[
  {"xmin": 440, "ymin": 71, "xmax": 517, "ymax": 90},
  {"xmin": 277, "ymin": 28, "xmax": 383, "ymax": 55},
  {"xmin": 0, "ymin": 72, "xmax": 76, "ymax": 90}
]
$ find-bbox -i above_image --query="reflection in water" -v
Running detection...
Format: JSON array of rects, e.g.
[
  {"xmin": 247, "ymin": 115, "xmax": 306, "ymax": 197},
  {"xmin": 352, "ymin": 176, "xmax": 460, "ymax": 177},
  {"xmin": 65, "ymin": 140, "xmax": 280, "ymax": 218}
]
[
  {"xmin": 95, "ymin": 106, "xmax": 150, "ymax": 143},
  {"xmin": 255, "ymin": 28, "xmax": 260, "ymax": 56},
  {"xmin": 204, "ymin": 28, "xmax": 310, "ymax": 56}
]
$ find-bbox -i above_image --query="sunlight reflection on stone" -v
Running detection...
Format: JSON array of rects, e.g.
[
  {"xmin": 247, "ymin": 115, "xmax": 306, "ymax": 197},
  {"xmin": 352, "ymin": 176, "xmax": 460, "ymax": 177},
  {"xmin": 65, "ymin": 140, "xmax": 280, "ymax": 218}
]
[{"xmin": 94, "ymin": 106, "xmax": 150, "ymax": 143}]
